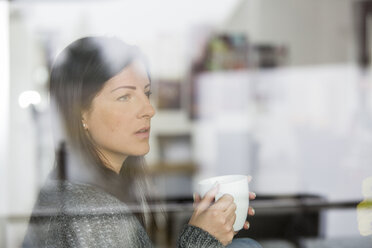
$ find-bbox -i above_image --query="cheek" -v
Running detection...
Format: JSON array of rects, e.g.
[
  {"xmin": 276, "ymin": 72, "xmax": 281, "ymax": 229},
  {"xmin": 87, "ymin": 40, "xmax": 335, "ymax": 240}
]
[
  {"xmin": 105, "ymin": 112, "xmax": 124, "ymax": 133},
  {"xmin": 89, "ymin": 106, "xmax": 131, "ymax": 137}
]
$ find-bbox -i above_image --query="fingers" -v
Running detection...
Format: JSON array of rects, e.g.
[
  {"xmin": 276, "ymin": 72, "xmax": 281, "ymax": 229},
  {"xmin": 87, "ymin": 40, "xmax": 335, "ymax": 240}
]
[
  {"xmin": 247, "ymin": 175, "xmax": 256, "ymax": 200},
  {"xmin": 243, "ymin": 221, "xmax": 250, "ymax": 230},
  {"xmin": 248, "ymin": 206, "xmax": 255, "ymax": 216},
  {"xmin": 249, "ymin": 192, "xmax": 256, "ymax": 200},
  {"xmin": 225, "ymin": 203, "xmax": 237, "ymax": 225},
  {"xmin": 197, "ymin": 184, "xmax": 219, "ymax": 212},
  {"xmin": 227, "ymin": 215, "xmax": 236, "ymax": 232},
  {"xmin": 224, "ymin": 200, "xmax": 237, "ymax": 215},
  {"xmin": 212, "ymin": 194, "xmax": 234, "ymax": 211}
]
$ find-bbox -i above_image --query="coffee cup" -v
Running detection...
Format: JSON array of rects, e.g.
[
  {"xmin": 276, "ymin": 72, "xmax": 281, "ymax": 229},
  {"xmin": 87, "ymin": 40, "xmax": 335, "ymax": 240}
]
[{"xmin": 197, "ymin": 175, "xmax": 249, "ymax": 231}]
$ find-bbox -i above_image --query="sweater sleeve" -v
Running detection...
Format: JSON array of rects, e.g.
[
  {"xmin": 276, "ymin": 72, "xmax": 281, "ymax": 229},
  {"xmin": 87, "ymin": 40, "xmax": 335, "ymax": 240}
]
[{"xmin": 177, "ymin": 224, "xmax": 224, "ymax": 248}]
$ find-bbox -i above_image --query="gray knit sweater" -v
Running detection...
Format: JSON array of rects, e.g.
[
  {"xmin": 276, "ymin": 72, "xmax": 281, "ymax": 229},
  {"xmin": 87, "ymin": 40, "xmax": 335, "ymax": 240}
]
[{"xmin": 23, "ymin": 180, "xmax": 224, "ymax": 248}]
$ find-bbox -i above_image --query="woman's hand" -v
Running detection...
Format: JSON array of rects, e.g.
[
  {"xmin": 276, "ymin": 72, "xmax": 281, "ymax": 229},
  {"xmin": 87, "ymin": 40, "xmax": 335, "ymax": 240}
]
[
  {"xmin": 241, "ymin": 176, "xmax": 256, "ymax": 231},
  {"xmin": 236, "ymin": 191, "xmax": 256, "ymax": 233},
  {"xmin": 188, "ymin": 184, "xmax": 236, "ymax": 246},
  {"xmin": 190, "ymin": 175, "xmax": 257, "ymax": 243}
]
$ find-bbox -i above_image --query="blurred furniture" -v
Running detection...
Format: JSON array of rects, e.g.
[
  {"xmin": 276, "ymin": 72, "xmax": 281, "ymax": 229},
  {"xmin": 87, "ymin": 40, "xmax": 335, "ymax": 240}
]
[
  {"xmin": 154, "ymin": 193, "xmax": 360, "ymax": 248},
  {"xmin": 146, "ymin": 162, "xmax": 197, "ymax": 199},
  {"xmin": 146, "ymin": 162, "xmax": 197, "ymax": 246},
  {"xmin": 236, "ymin": 194, "xmax": 326, "ymax": 246}
]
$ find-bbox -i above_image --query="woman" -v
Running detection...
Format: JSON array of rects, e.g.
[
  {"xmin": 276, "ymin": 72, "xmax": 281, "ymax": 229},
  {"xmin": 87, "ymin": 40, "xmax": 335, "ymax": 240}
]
[{"xmin": 23, "ymin": 36, "xmax": 261, "ymax": 248}]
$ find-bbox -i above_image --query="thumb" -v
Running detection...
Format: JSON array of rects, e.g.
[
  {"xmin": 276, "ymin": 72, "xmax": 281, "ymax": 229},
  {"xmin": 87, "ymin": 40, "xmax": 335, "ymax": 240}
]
[{"xmin": 197, "ymin": 183, "xmax": 219, "ymax": 212}]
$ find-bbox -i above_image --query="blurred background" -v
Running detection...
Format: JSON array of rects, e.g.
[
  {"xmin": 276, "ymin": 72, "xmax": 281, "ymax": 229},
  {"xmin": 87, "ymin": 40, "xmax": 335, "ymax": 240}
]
[{"xmin": 1, "ymin": 0, "xmax": 372, "ymax": 247}]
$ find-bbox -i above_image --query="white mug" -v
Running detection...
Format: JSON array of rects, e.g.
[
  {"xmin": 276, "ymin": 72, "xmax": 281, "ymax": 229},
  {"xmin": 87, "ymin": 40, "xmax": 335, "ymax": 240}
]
[{"xmin": 197, "ymin": 175, "xmax": 249, "ymax": 231}]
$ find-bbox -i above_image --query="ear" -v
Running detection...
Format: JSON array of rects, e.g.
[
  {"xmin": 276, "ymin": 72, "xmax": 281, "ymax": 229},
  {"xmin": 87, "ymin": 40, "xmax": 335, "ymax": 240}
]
[{"xmin": 81, "ymin": 111, "xmax": 89, "ymax": 130}]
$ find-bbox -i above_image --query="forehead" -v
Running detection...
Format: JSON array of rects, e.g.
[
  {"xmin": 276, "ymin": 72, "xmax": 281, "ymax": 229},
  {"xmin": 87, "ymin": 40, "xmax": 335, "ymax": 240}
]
[{"xmin": 104, "ymin": 61, "xmax": 149, "ymax": 90}]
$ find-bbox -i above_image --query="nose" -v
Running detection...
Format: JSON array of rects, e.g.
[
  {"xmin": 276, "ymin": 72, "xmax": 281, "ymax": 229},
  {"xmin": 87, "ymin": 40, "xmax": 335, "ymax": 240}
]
[{"xmin": 138, "ymin": 96, "xmax": 156, "ymax": 119}]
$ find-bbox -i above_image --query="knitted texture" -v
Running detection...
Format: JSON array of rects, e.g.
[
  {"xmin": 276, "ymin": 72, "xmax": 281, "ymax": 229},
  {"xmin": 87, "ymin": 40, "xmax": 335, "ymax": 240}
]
[
  {"xmin": 177, "ymin": 225, "xmax": 224, "ymax": 248},
  {"xmin": 23, "ymin": 180, "xmax": 223, "ymax": 248}
]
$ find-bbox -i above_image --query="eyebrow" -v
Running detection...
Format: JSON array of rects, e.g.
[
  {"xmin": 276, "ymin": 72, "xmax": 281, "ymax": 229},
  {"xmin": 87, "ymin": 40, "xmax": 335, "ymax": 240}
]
[{"xmin": 111, "ymin": 84, "xmax": 150, "ymax": 92}]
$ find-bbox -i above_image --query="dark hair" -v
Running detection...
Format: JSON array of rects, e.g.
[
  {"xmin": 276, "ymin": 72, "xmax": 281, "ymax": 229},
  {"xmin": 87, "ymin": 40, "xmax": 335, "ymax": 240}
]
[{"xmin": 49, "ymin": 36, "xmax": 152, "ymax": 227}]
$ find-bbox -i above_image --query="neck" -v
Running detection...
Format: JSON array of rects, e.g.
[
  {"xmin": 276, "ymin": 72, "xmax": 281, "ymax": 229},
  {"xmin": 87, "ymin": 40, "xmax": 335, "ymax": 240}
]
[{"xmin": 98, "ymin": 151, "xmax": 127, "ymax": 174}]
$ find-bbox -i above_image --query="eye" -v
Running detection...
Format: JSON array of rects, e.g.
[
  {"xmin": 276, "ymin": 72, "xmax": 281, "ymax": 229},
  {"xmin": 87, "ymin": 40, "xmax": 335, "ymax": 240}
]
[
  {"xmin": 118, "ymin": 94, "xmax": 131, "ymax": 101},
  {"xmin": 145, "ymin": 91, "xmax": 152, "ymax": 98}
]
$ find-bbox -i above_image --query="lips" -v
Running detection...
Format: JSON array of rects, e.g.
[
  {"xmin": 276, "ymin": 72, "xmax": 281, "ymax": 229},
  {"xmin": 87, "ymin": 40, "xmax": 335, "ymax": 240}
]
[
  {"xmin": 134, "ymin": 126, "xmax": 150, "ymax": 139},
  {"xmin": 135, "ymin": 126, "xmax": 150, "ymax": 134}
]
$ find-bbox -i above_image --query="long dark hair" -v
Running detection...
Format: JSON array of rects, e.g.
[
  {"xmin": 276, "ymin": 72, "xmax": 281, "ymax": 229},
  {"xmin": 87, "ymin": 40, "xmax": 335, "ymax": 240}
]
[{"xmin": 49, "ymin": 36, "xmax": 153, "ymax": 228}]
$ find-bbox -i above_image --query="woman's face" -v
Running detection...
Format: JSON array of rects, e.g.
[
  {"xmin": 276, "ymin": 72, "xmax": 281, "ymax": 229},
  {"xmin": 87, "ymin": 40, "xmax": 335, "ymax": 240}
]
[{"xmin": 82, "ymin": 61, "xmax": 155, "ymax": 172}]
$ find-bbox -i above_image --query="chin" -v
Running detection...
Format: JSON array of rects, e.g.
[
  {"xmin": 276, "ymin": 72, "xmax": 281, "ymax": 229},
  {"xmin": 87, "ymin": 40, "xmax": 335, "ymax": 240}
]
[{"xmin": 131, "ymin": 145, "xmax": 150, "ymax": 156}]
